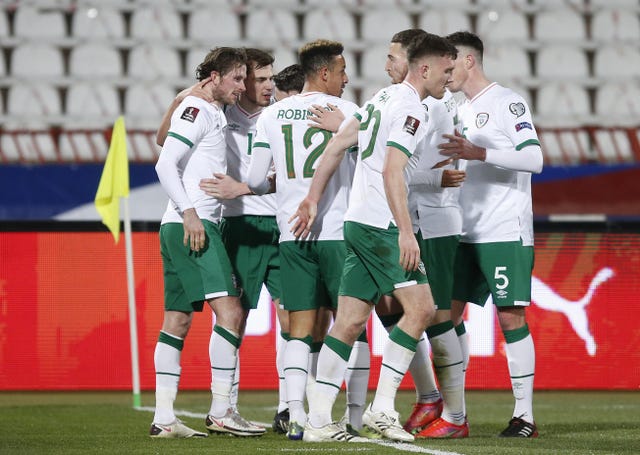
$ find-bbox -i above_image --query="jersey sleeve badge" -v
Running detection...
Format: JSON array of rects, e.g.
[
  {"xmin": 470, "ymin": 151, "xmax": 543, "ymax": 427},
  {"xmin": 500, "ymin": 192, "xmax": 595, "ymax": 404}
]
[
  {"xmin": 180, "ymin": 106, "xmax": 200, "ymax": 123},
  {"xmin": 402, "ymin": 116, "xmax": 421, "ymax": 135},
  {"xmin": 509, "ymin": 102, "xmax": 525, "ymax": 117}
]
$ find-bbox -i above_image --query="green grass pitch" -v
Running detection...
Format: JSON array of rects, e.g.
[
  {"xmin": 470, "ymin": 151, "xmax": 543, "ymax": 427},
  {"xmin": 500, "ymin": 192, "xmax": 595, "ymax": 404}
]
[{"xmin": 0, "ymin": 390, "xmax": 638, "ymax": 454}]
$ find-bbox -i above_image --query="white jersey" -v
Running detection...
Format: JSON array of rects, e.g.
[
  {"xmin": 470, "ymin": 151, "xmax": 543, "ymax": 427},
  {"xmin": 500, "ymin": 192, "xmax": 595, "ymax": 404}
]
[
  {"xmin": 345, "ymin": 82, "xmax": 427, "ymax": 229},
  {"xmin": 406, "ymin": 89, "xmax": 462, "ymax": 239},
  {"xmin": 458, "ymin": 82, "xmax": 541, "ymax": 245},
  {"xmin": 159, "ymin": 96, "xmax": 228, "ymax": 225},
  {"xmin": 223, "ymin": 103, "xmax": 277, "ymax": 217},
  {"xmin": 252, "ymin": 92, "xmax": 359, "ymax": 242}
]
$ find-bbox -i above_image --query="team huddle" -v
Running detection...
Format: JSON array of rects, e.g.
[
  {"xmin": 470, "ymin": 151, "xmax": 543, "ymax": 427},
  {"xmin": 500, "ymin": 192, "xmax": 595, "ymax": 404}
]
[{"xmin": 150, "ymin": 29, "xmax": 543, "ymax": 443}]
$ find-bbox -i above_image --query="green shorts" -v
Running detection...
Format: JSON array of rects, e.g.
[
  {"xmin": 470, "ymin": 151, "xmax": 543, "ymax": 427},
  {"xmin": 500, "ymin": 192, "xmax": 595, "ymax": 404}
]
[
  {"xmin": 160, "ymin": 220, "xmax": 239, "ymax": 312},
  {"xmin": 221, "ymin": 215, "xmax": 281, "ymax": 310},
  {"xmin": 279, "ymin": 240, "xmax": 345, "ymax": 312},
  {"xmin": 416, "ymin": 233, "xmax": 459, "ymax": 311},
  {"xmin": 452, "ymin": 240, "xmax": 534, "ymax": 307},
  {"xmin": 339, "ymin": 221, "xmax": 428, "ymax": 304}
]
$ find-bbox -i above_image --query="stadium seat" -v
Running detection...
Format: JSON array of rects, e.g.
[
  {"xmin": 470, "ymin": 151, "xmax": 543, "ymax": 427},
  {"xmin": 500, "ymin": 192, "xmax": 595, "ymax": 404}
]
[
  {"xmin": 417, "ymin": 0, "xmax": 473, "ymax": 6},
  {"xmin": 538, "ymin": 128, "xmax": 593, "ymax": 165},
  {"xmin": 536, "ymin": 45, "xmax": 589, "ymax": 80},
  {"xmin": 591, "ymin": 8, "xmax": 640, "ymax": 42},
  {"xmin": 72, "ymin": 6, "xmax": 126, "ymax": 39},
  {"xmin": 187, "ymin": 7, "xmax": 242, "ymax": 44},
  {"xmin": 595, "ymin": 81, "xmax": 640, "ymax": 125},
  {"xmin": 124, "ymin": 82, "xmax": 177, "ymax": 129},
  {"xmin": 536, "ymin": 82, "xmax": 591, "ymax": 126},
  {"xmin": 593, "ymin": 45, "xmax": 640, "ymax": 79},
  {"xmin": 245, "ymin": 8, "xmax": 298, "ymax": 48},
  {"xmin": 589, "ymin": 0, "xmax": 639, "ymax": 7},
  {"xmin": 476, "ymin": 8, "xmax": 530, "ymax": 43},
  {"xmin": 7, "ymin": 83, "xmax": 62, "ymax": 122},
  {"xmin": 361, "ymin": 9, "xmax": 412, "ymax": 44},
  {"xmin": 418, "ymin": 8, "xmax": 472, "ymax": 37},
  {"xmin": 130, "ymin": 7, "xmax": 182, "ymax": 40},
  {"xmin": 474, "ymin": 0, "xmax": 530, "ymax": 8},
  {"xmin": 0, "ymin": 8, "xmax": 8, "ymax": 38},
  {"xmin": 360, "ymin": 44, "xmax": 392, "ymax": 82},
  {"xmin": 303, "ymin": 8, "xmax": 356, "ymax": 42},
  {"xmin": 272, "ymin": 46, "xmax": 298, "ymax": 72},
  {"xmin": 66, "ymin": 82, "xmax": 121, "ymax": 125},
  {"xmin": 185, "ymin": 47, "xmax": 211, "ymax": 80},
  {"xmin": 69, "ymin": 43, "xmax": 123, "ymax": 78},
  {"xmin": 128, "ymin": 43, "xmax": 182, "ymax": 81},
  {"xmin": 483, "ymin": 44, "xmax": 531, "ymax": 83},
  {"xmin": 13, "ymin": 5, "xmax": 66, "ymax": 39},
  {"xmin": 11, "ymin": 43, "xmax": 64, "ymax": 78},
  {"xmin": 533, "ymin": 8, "xmax": 586, "ymax": 42}
]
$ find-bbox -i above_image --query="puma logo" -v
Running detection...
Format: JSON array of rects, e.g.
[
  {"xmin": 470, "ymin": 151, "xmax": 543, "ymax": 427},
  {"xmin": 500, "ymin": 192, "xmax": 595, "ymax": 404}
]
[{"xmin": 532, "ymin": 268, "xmax": 614, "ymax": 356}]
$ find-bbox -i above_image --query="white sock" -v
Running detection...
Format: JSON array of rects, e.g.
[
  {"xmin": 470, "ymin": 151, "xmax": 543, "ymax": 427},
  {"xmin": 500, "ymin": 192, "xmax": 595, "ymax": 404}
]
[
  {"xmin": 456, "ymin": 322, "xmax": 469, "ymax": 416},
  {"xmin": 153, "ymin": 331, "xmax": 183, "ymax": 425},
  {"xmin": 428, "ymin": 324, "xmax": 465, "ymax": 424},
  {"xmin": 209, "ymin": 325, "xmax": 240, "ymax": 418},
  {"xmin": 371, "ymin": 327, "xmax": 417, "ymax": 413},
  {"xmin": 505, "ymin": 331, "xmax": 535, "ymax": 423},
  {"xmin": 345, "ymin": 340, "xmax": 370, "ymax": 430},
  {"xmin": 305, "ymin": 350, "xmax": 319, "ymax": 403},
  {"xmin": 284, "ymin": 338, "xmax": 311, "ymax": 425},
  {"xmin": 276, "ymin": 332, "xmax": 288, "ymax": 413},
  {"xmin": 408, "ymin": 334, "xmax": 440, "ymax": 403},
  {"xmin": 308, "ymin": 336, "xmax": 351, "ymax": 429},
  {"xmin": 230, "ymin": 354, "xmax": 240, "ymax": 411}
]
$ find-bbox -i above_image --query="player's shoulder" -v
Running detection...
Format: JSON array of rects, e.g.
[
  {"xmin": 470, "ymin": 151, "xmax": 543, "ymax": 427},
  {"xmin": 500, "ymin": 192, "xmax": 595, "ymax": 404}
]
[{"xmin": 173, "ymin": 96, "xmax": 219, "ymax": 126}]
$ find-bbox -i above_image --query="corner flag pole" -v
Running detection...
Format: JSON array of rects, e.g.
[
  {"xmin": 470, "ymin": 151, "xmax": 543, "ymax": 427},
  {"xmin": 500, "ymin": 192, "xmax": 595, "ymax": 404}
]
[
  {"xmin": 94, "ymin": 116, "xmax": 141, "ymax": 408},
  {"xmin": 123, "ymin": 197, "xmax": 141, "ymax": 408}
]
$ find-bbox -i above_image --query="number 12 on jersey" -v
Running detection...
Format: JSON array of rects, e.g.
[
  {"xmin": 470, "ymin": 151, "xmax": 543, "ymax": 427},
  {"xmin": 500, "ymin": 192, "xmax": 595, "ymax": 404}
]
[{"xmin": 281, "ymin": 124, "xmax": 333, "ymax": 179}]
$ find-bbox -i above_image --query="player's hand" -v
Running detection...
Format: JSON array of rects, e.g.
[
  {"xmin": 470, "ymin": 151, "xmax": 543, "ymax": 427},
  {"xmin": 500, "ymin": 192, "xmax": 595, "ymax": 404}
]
[
  {"xmin": 398, "ymin": 230, "xmax": 421, "ymax": 271},
  {"xmin": 182, "ymin": 208, "xmax": 206, "ymax": 252},
  {"xmin": 289, "ymin": 197, "xmax": 318, "ymax": 240},
  {"xmin": 177, "ymin": 77, "xmax": 213, "ymax": 103},
  {"xmin": 439, "ymin": 130, "xmax": 486, "ymax": 161},
  {"xmin": 440, "ymin": 169, "xmax": 466, "ymax": 188},
  {"xmin": 431, "ymin": 157, "xmax": 454, "ymax": 169},
  {"xmin": 307, "ymin": 103, "xmax": 344, "ymax": 133},
  {"xmin": 199, "ymin": 173, "xmax": 249, "ymax": 199}
]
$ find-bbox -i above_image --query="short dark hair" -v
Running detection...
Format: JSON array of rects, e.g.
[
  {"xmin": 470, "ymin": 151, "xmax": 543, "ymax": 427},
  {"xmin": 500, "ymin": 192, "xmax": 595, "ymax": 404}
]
[
  {"xmin": 245, "ymin": 48, "xmax": 275, "ymax": 75},
  {"xmin": 195, "ymin": 47, "xmax": 247, "ymax": 81},
  {"xmin": 298, "ymin": 39, "xmax": 344, "ymax": 78},
  {"xmin": 446, "ymin": 31, "xmax": 484, "ymax": 62},
  {"xmin": 391, "ymin": 29, "xmax": 427, "ymax": 48},
  {"xmin": 406, "ymin": 32, "xmax": 458, "ymax": 64},
  {"xmin": 273, "ymin": 64, "xmax": 305, "ymax": 92}
]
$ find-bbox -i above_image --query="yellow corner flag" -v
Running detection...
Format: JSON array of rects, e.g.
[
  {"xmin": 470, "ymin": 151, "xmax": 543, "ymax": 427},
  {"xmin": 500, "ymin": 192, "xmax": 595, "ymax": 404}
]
[{"xmin": 95, "ymin": 116, "xmax": 130, "ymax": 243}]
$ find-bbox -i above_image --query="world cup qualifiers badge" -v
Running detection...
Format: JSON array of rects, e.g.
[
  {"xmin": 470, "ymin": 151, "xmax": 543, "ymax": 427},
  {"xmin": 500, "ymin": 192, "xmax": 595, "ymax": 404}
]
[
  {"xmin": 509, "ymin": 102, "xmax": 525, "ymax": 117},
  {"xmin": 180, "ymin": 106, "xmax": 200, "ymax": 123},
  {"xmin": 402, "ymin": 116, "xmax": 420, "ymax": 135}
]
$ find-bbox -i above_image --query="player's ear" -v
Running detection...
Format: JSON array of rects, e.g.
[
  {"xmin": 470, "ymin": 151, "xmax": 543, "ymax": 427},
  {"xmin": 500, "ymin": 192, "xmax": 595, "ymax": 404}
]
[{"xmin": 210, "ymin": 70, "xmax": 221, "ymax": 86}]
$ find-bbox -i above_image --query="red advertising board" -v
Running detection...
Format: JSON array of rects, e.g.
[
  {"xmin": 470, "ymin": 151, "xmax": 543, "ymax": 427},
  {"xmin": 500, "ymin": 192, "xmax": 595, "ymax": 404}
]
[{"xmin": 0, "ymin": 230, "xmax": 638, "ymax": 390}]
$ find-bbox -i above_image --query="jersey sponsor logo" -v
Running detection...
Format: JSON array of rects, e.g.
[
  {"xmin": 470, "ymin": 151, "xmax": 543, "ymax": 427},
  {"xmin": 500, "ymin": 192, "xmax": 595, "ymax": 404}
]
[
  {"xmin": 509, "ymin": 102, "xmax": 526, "ymax": 117},
  {"xmin": 476, "ymin": 112, "xmax": 489, "ymax": 128},
  {"xmin": 515, "ymin": 121, "xmax": 532, "ymax": 132},
  {"xmin": 402, "ymin": 116, "xmax": 420, "ymax": 135},
  {"xmin": 227, "ymin": 123, "xmax": 241, "ymax": 131},
  {"xmin": 180, "ymin": 106, "xmax": 200, "ymax": 122}
]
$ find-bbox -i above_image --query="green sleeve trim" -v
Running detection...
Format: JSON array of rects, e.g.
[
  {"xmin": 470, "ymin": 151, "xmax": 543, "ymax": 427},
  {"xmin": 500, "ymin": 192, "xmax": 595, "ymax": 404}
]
[
  {"xmin": 167, "ymin": 131, "xmax": 193, "ymax": 148},
  {"xmin": 515, "ymin": 139, "xmax": 540, "ymax": 151},
  {"xmin": 387, "ymin": 140, "xmax": 412, "ymax": 158},
  {"xmin": 354, "ymin": 112, "xmax": 362, "ymax": 121},
  {"xmin": 253, "ymin": 141, "xmax": 270, "ymax": 149},
  {"xmin": 348, "ymin": 146, "xmax": 358, "ymax": 154}
]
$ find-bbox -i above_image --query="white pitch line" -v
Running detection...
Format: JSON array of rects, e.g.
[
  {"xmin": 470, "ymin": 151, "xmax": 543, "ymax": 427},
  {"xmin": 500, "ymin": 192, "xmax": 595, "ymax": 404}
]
[{"xmin": 136, "ymin": 407, "xmax": 465, "ymax": 455}]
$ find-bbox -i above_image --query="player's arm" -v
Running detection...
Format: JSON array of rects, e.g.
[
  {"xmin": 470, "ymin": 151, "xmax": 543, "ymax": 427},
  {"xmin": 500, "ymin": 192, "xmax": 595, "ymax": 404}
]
[
  {"xmin": 439, "ymin": 130, "xmax": 542, "ymax": 174},
  {"xmin": 155, "ymin": 137, "xmax": 205, "ymax": 252},
  {"xmin": 246, "ymin": 145, "xmax": 274, "ymax": 196},
  {"xmin": 383, "ymin": 146, "xmax": 421, "ymax": 272},
  {"xmin": 307, "ymin": 103, "xmax": 345, "ymax": 133},
  {"xmin": 156, "ymin": 78, "xmax": 213, "ymax": 146},
  {"xmin": 408, "ymin": 157, "xmax": 465, "ymax": 188},
  {"xmin": 199, "ymin": 174, "xmax": 253, "ymax": 200},
  {"xmin": 290, "ymin": 116, "xmax": 360, "ymax": 239}
]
